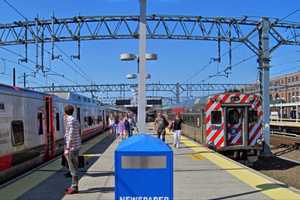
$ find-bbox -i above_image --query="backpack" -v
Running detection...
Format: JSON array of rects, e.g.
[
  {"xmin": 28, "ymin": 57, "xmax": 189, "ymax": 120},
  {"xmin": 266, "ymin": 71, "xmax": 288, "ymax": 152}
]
[{"xmin": 163, "ymin": 116, "xmax": 169, "ymax": 127}]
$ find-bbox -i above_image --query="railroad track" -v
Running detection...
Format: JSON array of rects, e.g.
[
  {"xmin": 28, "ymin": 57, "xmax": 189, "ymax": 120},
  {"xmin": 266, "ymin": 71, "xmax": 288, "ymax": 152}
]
[{"xmin": 270, "ymin": 131, "xmax": 300, "ymax": 147}]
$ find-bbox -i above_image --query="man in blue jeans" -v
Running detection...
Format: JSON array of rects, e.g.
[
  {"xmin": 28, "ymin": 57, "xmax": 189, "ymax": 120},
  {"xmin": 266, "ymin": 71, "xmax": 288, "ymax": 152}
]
[{"xmin": 64, "ymin": 105, "xmax": 81, "ymax": 194}]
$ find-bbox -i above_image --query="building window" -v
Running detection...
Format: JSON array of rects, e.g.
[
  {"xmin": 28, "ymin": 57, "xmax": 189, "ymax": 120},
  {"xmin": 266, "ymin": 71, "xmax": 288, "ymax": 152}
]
[
  {"xmin": 211, "ymin": 111, "xmax": 222, "ymax": 124},
  {"xmin": 11, "ymin": 120, "xmax": 24, "ymax": 146}
]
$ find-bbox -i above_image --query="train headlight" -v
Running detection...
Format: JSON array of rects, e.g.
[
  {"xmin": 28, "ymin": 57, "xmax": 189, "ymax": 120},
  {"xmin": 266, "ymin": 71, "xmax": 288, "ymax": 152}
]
[
  {"xmin": 249, "ymin": 96, "xmax": 255, "ymax": 102},
  {"xmin": 257, "ymin": 139, "xmax": 262, "ymax": 145}
]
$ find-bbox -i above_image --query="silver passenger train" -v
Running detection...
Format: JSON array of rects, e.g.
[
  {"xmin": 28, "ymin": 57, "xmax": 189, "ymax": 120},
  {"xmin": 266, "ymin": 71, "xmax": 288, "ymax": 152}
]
[{"xmin": 0, "ymin": 84, "xmax": 124, "ymax": 184}]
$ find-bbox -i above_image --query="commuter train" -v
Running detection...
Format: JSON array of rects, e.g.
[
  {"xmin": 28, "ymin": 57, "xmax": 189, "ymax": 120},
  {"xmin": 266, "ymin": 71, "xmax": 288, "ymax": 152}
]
[
  {"xmin": 0, "ymin": 84, "xmax": 125, "ymax": 184},
  {"xmin": 160, "ymin": 92, "xmax": 263, "ymax": 161}
]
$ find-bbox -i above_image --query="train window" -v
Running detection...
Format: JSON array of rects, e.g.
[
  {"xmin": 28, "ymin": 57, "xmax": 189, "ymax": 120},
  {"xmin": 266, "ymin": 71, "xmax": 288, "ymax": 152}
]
[
  {"xmin": 0, "ymin": 103, "xmax": 4, "ymax": 111},
  {"xmin": 228, "ymin": 109, "xmax": 240, "ymax": 125},
  {"xmin": 56, "ymin": 113, "xmax": 60, "ymax": 131},
  {"xmin": 11, "ymin": 120, "xmax": 24, "ymax": 146},
  {"xmin": 77, "ymin": 108, "xmax": 81, "ymax": 122},
  {"xmin": 249, "ymin": 110, "xmax": 258, "ymax": 123},
  {"xmin": 37, "ymin": 113, "xmax": 43, "ymax": 135},
  {"xmin": 88, "ymin": 116, "xmax": 93, "ymax": 126},
  {"xmin": 211, "ymin": 111, "xmax": 222, "ymax": 124},
  {"xmin": 97, "ymin": 116, "xmax": 102, "ymax": 124}
]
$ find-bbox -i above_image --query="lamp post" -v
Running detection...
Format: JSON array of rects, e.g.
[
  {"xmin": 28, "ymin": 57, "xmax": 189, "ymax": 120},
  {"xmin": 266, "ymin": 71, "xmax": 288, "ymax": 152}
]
[{"xmin": 120, "ymin": 52, "xmax": 157, "ymax": 132}]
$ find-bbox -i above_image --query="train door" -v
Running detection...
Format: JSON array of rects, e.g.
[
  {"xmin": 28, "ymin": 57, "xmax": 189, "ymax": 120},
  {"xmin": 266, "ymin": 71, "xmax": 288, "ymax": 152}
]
[
  {"xmin": 44, "ymin": 96, "xmax": 55, "ymax": 159},
  {"xmin": 225, "ymin": 107, "xmax": 247, "ymax": 146}
]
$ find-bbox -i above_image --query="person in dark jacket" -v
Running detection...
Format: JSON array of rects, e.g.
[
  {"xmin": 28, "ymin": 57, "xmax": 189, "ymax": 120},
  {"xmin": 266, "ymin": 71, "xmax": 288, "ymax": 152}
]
[
  {"xmin": 154, "ymin": 112, "xmax": 168, "ymax": 142},
  {"xmin": 171, "ymin": 113, "xmax": 183, "ymax": 148}
]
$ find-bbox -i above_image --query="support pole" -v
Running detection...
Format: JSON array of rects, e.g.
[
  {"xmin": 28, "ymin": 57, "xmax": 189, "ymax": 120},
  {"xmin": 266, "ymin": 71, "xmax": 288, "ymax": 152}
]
[
  {"xmin": 23, "ymin": 73, "xmax": 26, "ymax": 88},
  {"xmin": 137, "ymin": 0, "xmax": 147, "ymax": 132},
  {"xmin": 13, "ymin": 68, "xmax": 16, "ymax": 87},
  {"xmin": 259, "ymin": 17, "xmax": 272, "ymax": 156},
  {"xmin": 176, "ymin": 82, "xmax": 180, "ymax": 103}
]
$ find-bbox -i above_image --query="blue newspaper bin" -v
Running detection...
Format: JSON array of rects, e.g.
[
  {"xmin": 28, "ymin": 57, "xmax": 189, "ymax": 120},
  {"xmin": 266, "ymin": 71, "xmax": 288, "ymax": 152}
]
[{"xmin": 115, "ymin": 134, "xmax": 173, "ymax": 200}]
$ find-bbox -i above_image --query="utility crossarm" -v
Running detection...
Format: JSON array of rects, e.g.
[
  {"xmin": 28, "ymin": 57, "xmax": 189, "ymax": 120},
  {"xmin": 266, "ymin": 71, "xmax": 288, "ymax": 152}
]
[{"xmin": 1, "ymin": 15, "xmax": 300, "ymax": 55}]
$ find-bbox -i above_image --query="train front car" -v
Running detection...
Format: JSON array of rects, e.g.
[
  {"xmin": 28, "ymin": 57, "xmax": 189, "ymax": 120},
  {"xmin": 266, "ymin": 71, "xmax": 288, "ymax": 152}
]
[{"xmin": 205, "ymin": 92, "xmax": 263, "ymax": 160}]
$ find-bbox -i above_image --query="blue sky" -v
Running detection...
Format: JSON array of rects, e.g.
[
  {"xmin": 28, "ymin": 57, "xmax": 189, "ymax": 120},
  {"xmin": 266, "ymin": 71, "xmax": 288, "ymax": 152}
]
[{"xmin": 0, "ymin": 0, "xmax": 300, "ymax": 92}]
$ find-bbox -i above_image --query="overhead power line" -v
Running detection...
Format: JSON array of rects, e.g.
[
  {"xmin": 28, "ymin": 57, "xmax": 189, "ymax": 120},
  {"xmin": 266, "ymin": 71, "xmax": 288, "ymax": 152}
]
[
  {"xmin": 1, "ymin": 0, "xmax": 90, "ymax": 85},
  {"xmin": 2, "ymin": 0, "xmax": 28, "ymax": 20}
]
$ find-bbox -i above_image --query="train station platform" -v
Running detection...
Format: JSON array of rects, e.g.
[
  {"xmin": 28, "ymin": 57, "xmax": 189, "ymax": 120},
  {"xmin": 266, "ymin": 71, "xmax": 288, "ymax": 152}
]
[{"xmin": 1, "ymin": 128, "xmax": 300, "ymax": 200}]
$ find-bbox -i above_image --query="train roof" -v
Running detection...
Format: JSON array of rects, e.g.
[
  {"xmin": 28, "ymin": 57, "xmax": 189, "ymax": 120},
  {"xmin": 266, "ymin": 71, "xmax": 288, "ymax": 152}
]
[
  {"xmin": 0, "ymin": 83, "xmax": 47, "ymax": 99},
  {"xmin": 0, "ymin": 84, "xmax": 99, "ymax": 106},
  {"xmin": 49, "ymin": 92, "xmax": 100, "ymax": 105}
]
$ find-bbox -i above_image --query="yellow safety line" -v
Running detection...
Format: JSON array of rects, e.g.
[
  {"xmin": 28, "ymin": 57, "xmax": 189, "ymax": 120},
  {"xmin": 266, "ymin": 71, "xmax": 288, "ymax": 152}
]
[
  {"xmin": 0, "ymin": 132, "xmax": 109, "ymax": 200},
  {"xmin": 180, "ymin": 136, "xmax": 300, "ymax": 200}
]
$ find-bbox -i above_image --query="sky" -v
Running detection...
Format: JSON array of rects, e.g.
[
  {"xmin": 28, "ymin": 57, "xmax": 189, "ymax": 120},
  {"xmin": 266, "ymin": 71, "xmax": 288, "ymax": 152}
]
[{"xmin": 0, "ymin": 0, "xmax": 300, "ymax": 98}]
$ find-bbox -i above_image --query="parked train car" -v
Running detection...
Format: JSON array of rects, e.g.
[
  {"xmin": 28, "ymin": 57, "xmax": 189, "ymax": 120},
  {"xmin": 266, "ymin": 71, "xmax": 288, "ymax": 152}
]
[
  {"xmin": 0, "ymin": 84, "xmax": 123, "ymax": 184},
  {"xmin": 160, "ymin": 92, "xmax": 263, "ymax": 161}
]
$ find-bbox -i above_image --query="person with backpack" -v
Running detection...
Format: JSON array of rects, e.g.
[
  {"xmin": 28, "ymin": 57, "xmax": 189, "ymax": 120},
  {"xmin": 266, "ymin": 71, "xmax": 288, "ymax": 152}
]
[{"xmin": 154, "ymin": 112, "xmax": 169, "ymax": 142}]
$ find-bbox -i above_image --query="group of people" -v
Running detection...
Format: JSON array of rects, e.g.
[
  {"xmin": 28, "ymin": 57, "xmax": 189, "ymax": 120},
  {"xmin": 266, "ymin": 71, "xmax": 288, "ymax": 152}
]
[
  {"xmin": 62, "ymin": 106, "xmax": 181, "ymax": 195},
  {"xmin": 109, "ymin": 113, "xmax": 136, "ymax": 141},
  {"xmin": 154, "ymin": 112, "xmax": 183, "ymax": 148}
]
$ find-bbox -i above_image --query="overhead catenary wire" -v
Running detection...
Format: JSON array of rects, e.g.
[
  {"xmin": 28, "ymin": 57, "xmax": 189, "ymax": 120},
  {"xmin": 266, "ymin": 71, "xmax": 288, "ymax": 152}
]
[
  {"xmin": 2, "ymin": 0, "xmax": 28, "ymax": 20},
  {"xmin": 202, "ymin": 54, "xmax": 257, "ymax": 83},
  {"xmin": 0, "ymin": 47, "xmax": 79, "ymax": 85},
  {"xmin": 1, "ymin": 0, "xmax": 89, "ymax": 85}
]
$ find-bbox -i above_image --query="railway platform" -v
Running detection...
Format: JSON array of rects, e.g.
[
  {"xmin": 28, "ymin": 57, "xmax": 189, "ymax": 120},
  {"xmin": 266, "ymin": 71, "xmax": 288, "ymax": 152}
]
[{"xmin": 0, "ymin": 128, "xmax": 300, "ymax": 200}]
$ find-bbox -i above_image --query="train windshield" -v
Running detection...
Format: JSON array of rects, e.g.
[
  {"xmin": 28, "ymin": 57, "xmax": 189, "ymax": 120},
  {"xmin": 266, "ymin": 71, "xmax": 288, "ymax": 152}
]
[
  {"xmin": 249, "ymin": 110, "xmax": 258, "ymax": 123},
  {"xmin": 228, "ymin": 109, "xmax": 240, "ymax": 125},
  {"xmin": 211, "ymin": 111, "xmax": 222, "ymax": 124}
]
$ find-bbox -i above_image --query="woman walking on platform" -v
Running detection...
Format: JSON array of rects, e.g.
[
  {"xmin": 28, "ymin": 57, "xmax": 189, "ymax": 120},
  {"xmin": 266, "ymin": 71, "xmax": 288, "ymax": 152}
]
[
  {"xmin": 117, "ymin": 114, "xmax": 126, "ymax": 141},
  {"xmin": 171, "ymin": 113, "xmax": 183, "ymax": 148}
]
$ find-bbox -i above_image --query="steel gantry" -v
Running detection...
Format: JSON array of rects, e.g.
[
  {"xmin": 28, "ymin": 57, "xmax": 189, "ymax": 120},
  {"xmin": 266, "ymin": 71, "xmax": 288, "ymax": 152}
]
[
  {"xmin": 29, "ymin": 83, "xmax": 255, "ymax": 101},
  {"xmin": 3, "ymin": 14, "xmax": 300, "ymax": 155}
]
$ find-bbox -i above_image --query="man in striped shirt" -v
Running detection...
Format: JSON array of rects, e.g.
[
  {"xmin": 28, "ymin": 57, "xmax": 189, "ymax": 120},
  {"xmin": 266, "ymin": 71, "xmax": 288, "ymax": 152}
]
[{"xmin": 64, "ymin": 105, "xmax": 81, "ymax": 194}]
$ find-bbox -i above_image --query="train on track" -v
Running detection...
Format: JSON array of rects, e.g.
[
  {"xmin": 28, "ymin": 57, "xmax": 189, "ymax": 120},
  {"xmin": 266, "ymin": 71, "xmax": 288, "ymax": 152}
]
[
  {"xmin": 0, "ymin": 84, "xmax": 126, "ymax": 184},
  {"xmin": 159, "ymin": 92, "xmax": 263, "ymax": 161}
]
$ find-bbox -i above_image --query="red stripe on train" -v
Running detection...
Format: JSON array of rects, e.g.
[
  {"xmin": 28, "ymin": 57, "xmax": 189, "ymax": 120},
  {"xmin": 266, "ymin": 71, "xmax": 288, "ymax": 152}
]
[{"xmin": 0, "ymin": 154, "xmax": 12, "ymax": 171}]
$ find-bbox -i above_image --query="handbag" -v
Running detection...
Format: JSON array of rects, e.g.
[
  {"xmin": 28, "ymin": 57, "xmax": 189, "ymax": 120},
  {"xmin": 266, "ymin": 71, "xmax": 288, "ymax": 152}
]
[{"xmin": 61, "ymin": 154, "xmax": 85, "ymax": 168}]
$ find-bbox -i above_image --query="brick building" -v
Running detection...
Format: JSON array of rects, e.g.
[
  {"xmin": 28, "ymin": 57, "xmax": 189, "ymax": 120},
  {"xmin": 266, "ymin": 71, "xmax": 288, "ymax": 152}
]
[
  {"xmin": 243, "ymin": 71, "xmax": 300, "ymax": 103},
  {"xmin": 270, "ymin": 71, "xmax": 300, "ymax": 103}
]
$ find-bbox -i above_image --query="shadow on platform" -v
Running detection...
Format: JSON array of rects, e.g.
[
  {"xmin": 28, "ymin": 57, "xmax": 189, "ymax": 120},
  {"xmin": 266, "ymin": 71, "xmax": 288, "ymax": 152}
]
[{"xmin": 17, "ymin": 135, "xmax": 115, "ymax": 200}]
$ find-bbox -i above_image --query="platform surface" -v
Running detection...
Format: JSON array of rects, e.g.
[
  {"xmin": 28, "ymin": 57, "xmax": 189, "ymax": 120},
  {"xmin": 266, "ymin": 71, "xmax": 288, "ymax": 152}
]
[{"xmin": 0, "ymin": 129, "xmax": 300, "ymax": 200}]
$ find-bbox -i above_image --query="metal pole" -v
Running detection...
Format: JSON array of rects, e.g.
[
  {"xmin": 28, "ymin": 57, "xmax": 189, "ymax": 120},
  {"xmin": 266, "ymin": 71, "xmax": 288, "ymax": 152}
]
[
  {"xmin": 23, "ymin": 73, "xmax": 26, "ymax": 88},
  {"xmin": 138, "ymin": 0, "xmax": 147, "ymax": 132},
  {"xmin": 13, "ymin": 68, "xmax": 16, "ymax": 87},
  {"xmin": 176, "ymin": 82, "xmax": 180, "ymax": 103},
  {"xmin": 259, "ymin": 17, "xmax": 272, "ymax": 156}
]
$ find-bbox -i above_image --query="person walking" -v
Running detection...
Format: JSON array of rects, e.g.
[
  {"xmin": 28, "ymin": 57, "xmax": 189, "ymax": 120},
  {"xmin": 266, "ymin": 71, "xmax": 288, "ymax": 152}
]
[
  {"xmin": 154, "ymin": 112, "xmax": 168, "ymax": 142},
  {"xmin": 171, "ymin": 113, "xmax": 184, "ymax": 148},
  {"xmin": 124, "ymin": 115, "xmax": 131, "ymax": 137},
  {"xmin": 127, "ymin": 114, "xmax": 135, "ymax": 136},
  {"xmin": 64, "ymin": 105, "xmax": 81, "ymax": 195},
  {"xmin": 117, "ymin": 115, "xmax": 126, "ymax": 141},
  {"xmin": 108, "ymin": 114, "xmax": 115, "ymax": 135}
]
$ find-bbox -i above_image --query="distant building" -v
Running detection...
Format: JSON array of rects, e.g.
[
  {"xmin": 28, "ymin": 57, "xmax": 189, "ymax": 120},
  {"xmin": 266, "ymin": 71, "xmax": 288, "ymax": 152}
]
[
  {"xmin": 270, "ymin": 71, "xmax": 300, "ymax": 103},
  {"xmin": 243, "ymin": 71, "xmax": 300, "ymax": 103}
]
